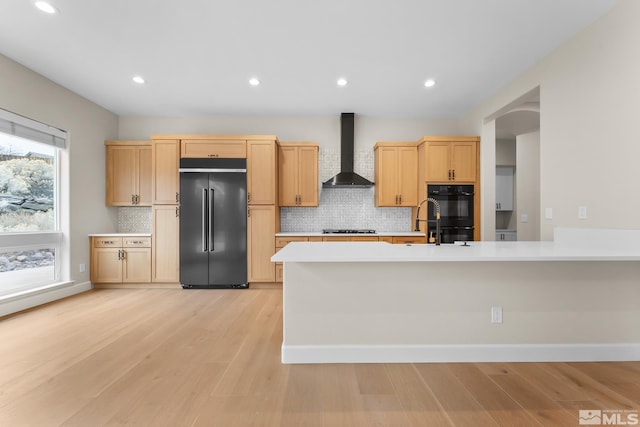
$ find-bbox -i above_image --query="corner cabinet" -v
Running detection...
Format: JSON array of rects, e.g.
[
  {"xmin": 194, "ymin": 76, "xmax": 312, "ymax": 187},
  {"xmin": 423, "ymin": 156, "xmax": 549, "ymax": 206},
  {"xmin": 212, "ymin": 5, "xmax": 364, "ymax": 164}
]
[
  {"xmin": 419, "ymin": 137, "xmax": 479, "ymax": 183},
  {"xmin": 105, "ymin": 141, "xmax": 152, "ymax": 206},
  {"xmin": 278, "ymin": 143, "xmax": 319, "ymax": 207},
  {"xmin": 374, "ymin": 143, "xmax": 418, "ymax": 207},
  {"xmin": 90, "ymin": 236, "xmax": 151, "ymax": 285}
]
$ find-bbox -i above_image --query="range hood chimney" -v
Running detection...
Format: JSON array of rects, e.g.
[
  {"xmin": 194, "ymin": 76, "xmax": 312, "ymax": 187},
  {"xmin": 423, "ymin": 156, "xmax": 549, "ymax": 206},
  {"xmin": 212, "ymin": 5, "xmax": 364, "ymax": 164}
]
[{"xmin": 322, "ymin": 113, "xmax": 374, "ymax": 188}]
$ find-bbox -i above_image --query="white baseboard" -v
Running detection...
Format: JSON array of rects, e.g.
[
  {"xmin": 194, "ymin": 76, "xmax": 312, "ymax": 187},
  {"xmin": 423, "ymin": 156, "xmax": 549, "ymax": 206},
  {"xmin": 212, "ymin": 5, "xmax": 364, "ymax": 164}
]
[
  {"xmin": 281, "ymin": 343, "xmax": 640, "ymax": 364},
  {"xmin": 0, "ymin": 281, "xmax": 92, "ymax": 317}
]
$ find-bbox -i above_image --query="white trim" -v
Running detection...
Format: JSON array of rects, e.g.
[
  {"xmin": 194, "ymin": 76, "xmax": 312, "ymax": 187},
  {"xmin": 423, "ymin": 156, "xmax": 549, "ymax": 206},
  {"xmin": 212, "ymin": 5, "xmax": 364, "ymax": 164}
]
[
  {"xmin": 281, "ymin": 343, "xmax": 640, "ymax": 364},
  {"xmin": 0, "ymin": 281, "xmax": 91, "ymax": 317}
]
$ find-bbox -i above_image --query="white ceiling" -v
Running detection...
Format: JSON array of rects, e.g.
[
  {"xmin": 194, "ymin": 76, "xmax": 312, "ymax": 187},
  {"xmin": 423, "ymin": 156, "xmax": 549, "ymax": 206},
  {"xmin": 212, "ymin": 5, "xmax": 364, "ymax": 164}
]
[{"xmin": 0, "ymin": 0, "xmax": 622, "ymax": 118}]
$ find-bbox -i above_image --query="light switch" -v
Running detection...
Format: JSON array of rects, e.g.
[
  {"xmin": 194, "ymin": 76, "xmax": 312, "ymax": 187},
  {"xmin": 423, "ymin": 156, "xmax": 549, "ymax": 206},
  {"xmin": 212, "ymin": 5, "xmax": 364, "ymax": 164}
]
[
  {"xmin": 521, "ymin": 214, "xmax": 528, "ymax": 223},
  {"xmin": 578, "ymin": 206, "xmax": 588, "ymax": 219},
  {"xmin": 545, "ymin": 208, "xmax": 553, "ymax": 220}
]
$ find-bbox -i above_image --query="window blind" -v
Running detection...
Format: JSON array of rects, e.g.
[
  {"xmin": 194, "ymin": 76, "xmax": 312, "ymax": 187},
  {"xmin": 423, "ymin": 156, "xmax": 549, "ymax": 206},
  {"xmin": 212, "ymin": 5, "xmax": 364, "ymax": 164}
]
[{"xmin": 0, "ymin": 107, "xmax": 67, "ymax": 149}]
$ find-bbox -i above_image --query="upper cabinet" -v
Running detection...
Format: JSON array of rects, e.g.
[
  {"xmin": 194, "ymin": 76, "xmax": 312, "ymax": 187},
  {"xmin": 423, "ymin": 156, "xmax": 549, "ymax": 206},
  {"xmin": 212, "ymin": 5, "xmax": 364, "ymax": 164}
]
[
  {"xmin": 181, "ymin": 139, "xmax": 246, "ymax": 158},
  {"xmin": 278, "ymin": 143, "xmax": 319, "ymax": 207},
  {"xmin": 105, "ymin": 141, "xmax": 152, "ymax": 206},
  {"xmin": 152, "ymin": 139, "xmax": 180, "ymax": 205},
  {"xmin": 496, "ymin": 166, "xmax": 514, "ymax": 211},
  {"xmin": 374, "ymin": 143, "xmax": 418, "ymax": 207},
  {"xmin": 419, "ymin": 137, "xmax": 479, "ymax": 182},
  {"xmin": 247, "ymin": 139, "xmax": 278, "ymax": 205}
]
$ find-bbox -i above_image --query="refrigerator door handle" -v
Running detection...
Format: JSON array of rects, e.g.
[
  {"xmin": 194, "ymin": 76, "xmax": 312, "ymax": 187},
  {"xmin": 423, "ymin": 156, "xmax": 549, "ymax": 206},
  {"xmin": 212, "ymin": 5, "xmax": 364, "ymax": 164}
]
[
  {"xmin": 209, "ymin": 188, "xmax": 215, "ymax": 252},
  {"xmin": 202, "ymin": 188, "xmax": 208, "ymax": 252}
]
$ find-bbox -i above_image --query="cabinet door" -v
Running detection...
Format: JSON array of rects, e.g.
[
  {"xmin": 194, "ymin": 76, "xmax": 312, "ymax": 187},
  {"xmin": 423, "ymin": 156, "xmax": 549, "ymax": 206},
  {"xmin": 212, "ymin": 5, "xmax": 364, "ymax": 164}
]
[
  {"xmin": 181, "ymin": 140, "xmax": 247, "ymax": 158},
  {"xmin": 495, "ymin": 166, "xmax": 514, "ymax": 211},
  {"xmin": 451, "ymin": 141, "xmax": 477, "ymax": 182},
  {"xmin": 91, "ymin": 248, "xmax": 123, "ymax": 283},
  {"xmin": 106, "ymin": 146, "xmax": 137, "ymax": 206},
  {"xmin": 424, "ymin": 142, "xmax": 451, "ymax": 182},
  {"xmin": 137, "ymin": 146, "xmax": 153, "ymax": 206},
  {"xmin": 247, "ymin": 140, "xmax": 277, "ymax": 205},
  {"xmin": 375, "ymin": 146, "xmax": 399, "ymax": 206},
  {"xmin": 152, "ymin": 206, "xmax": 180, "ymax": 283},
  {"xmin": 123, "ymin": 248, "xmax": 151, "ymax": 283},
  {"xmin": 278, "ymin": 146, "xmax": 298, "ymax": 206},
  {"xmin": 248, "ymin": 205, "xmax": 276, "ymax": 282},
  {"xmin": 397, "ymin": 147, "xmax": 417, "ymax": 206},
  {"xmin": 297, "ymin": 146, "xmax": 318, "ymax": 206},
  {"xmin": 152, "ymin": 140, "xmax": 180, "ymax": 205}
]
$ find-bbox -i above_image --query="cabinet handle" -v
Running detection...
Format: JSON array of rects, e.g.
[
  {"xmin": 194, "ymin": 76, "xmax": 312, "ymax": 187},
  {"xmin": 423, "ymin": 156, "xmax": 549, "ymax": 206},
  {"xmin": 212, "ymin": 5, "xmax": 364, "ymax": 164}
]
[
  {"xmin": 131, "ymin": 194, "xmax": 135, "ymax": 205},
  {"xmin": 248, "ymin": 192, "xmax": 251, "ymax": 203},
  {"xmin": 248, "ymin": 207, "xmax": 251, "ymax": 217},
  {"xmin": 207, "ymin": 154, "xmax": 219, "ymax": 158},
  {"xmin": 452, "ymin": 170, "xmax": 456, "ymax": 180},
  {"xmin": 121, "ymin": 249, "xmax": 126, "ymax": 260},
  {"xmin": 117, "ymin": 249, "xmax": 122, "ymax": 260},
  {"xmin": 399, "ymin": 195, "xmax": 402, "ymax": 204},
  {"xmin": 176, "ymin": 192, "xmax": 180, "ymax": 203},
  {"xmin": 175, "ymin": 207, "xmax": 179, "ymax": 217}
]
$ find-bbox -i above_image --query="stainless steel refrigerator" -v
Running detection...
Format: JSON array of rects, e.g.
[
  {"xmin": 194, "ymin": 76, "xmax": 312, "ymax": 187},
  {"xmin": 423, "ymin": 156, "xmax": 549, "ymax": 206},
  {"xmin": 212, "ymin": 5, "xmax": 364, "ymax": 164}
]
[{"xmin": 179, "ymin": 158, "xmax": 248, "ymax": 288}]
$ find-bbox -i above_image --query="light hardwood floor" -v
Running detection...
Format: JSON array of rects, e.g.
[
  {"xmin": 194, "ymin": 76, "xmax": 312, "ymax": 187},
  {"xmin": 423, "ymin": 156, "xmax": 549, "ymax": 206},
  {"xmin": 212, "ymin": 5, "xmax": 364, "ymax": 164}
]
[{"xmin": 0, "ymin": 288, "xmax": 638, "ymax": 426}]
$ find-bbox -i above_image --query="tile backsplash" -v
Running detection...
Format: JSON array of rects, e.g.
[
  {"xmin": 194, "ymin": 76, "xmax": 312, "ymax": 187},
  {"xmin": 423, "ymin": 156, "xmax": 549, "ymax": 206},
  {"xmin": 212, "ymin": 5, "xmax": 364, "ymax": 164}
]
[
  {"xmin": 280, "ymin": 148, "xmax": 413, "ymax": 232},
  {"xmin": 118, "ymin": 207, "xmax": 152, "ymax": 233}
]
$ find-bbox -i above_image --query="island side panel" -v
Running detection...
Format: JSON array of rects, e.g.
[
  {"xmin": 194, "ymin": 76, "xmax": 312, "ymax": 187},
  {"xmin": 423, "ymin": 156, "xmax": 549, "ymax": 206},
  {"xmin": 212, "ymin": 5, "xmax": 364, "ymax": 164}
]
[{"xmin": 281, "ymin": 261, "xmax": 640, "ymax": 363}]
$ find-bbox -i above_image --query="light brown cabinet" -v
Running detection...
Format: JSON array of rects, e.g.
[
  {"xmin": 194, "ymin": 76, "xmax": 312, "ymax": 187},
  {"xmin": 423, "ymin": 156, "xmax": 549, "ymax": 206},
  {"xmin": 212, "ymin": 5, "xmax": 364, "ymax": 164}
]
[
  {"xmin": 247, "ymin": 140, "xmax": 278, "ymax": 205},
  {"xmin": 152, "ymin": 139, "xmax": 180, "ymax": 205},
  {"xmin": 248, "ymin": 205, "xmax": 278, "ymax": 282},
  {"xmin": 152, "ymin": 205, "xmax": 180, "ymax": 283},
  {"xmin": 181, "ymin": 139, "xmax": 247, "ymax": 158},
  {"xmin": 105, "ymin": 141, "xmax": 152, "ymax": 206},
  {"xmin": 279, "ymin": 143, "xmax": 318, "ymax": 206},
  {"xmin": 90, "ymin": 236, "xmax": 151, "ymax": 284},
  {"xmin": 420, "ymin": 137, "xmax": 478, "ymax": 182},
  {"xmin": 374, "ymin": 143, "xmax": 418, "ymax": 207}
]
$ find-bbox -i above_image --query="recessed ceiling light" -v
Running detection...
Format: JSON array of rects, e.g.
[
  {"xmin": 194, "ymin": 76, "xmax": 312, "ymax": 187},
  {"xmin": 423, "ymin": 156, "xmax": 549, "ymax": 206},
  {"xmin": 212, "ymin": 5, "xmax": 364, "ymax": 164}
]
[
  {"xmin": 132, "ymin": 76, "xmax": 146, "ymax": 84},
  {"xmin": 337, "ymin": 78, "xmax": 348, "ymax": 87},
  {"xmin": 424, "ymin": 79, "xmax": 436, "ymax": 88},
  {"xmin": 249, "ymin": 78, "xmax": 260, "ymax": 86},
  {"xmin": 34, "ymin": 1, "xmax": 58, "ymax": 14}
]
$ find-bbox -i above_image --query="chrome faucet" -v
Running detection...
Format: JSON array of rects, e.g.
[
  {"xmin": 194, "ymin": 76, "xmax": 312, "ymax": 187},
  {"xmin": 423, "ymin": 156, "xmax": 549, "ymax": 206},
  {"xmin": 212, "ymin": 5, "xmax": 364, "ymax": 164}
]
[{"xmin": 415, "ymin": 198, "xmax": 441, "ymax": 245}]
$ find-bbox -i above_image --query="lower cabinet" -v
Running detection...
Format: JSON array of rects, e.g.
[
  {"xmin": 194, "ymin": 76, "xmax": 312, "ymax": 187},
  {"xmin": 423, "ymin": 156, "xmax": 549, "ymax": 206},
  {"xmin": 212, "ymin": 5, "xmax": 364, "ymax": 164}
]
[
  {"xmin": 90, "ymin": 236, "xmax": 151, "ymax": 284},
  {"xmin": 496, "ymin": 230, "xmax": 517, "ymax": 241},
  {"xmin": 152, "ymin": 206, "xmax": 180, "ymax": 283},
  {"xmin": 248, "ymin": 205, "xmax": 278, "ymax": 282}
]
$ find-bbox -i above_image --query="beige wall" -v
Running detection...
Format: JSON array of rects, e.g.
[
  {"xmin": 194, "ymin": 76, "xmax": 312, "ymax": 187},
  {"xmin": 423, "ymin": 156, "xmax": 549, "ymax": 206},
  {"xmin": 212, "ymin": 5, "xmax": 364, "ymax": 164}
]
[
  {"xmin": 516, "ymin": 131, "xmax": 540, "ymax": 240},
  {"xmin": 460, "ymin": 0, "xmax": 640, "ymax": 240},
  {"xmin": 118, "ymin": 116, "xmax": 461, "ymax": 150},
  {"xmin": 0, "ymin": 54, "xmax": 119, "ymax": 285}
]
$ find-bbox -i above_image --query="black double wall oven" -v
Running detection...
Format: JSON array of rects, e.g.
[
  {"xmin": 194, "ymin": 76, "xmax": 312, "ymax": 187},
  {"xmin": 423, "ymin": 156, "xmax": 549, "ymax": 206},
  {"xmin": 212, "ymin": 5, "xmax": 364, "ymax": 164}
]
[{"xmin": 427, "ymin": 184, "xmax": 475, "ymax": 244}]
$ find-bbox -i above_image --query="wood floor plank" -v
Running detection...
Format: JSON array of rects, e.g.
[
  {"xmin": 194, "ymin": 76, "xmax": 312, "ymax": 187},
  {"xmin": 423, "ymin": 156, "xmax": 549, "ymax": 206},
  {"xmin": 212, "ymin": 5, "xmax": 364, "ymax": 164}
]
[
  {"xmin": 354, "ymin": 364, "xmax": 396, "ymax": 395},
  {"xmin": 507, "ymin": 363, "xmax": 591, "ymax": 402},
  {"xmin": 447, "ymin": 363, "xmax": 543, "ymax": 427},
  {"xmin": 415, "ymin": 363, "xmax": 499, "ymax": 426}
]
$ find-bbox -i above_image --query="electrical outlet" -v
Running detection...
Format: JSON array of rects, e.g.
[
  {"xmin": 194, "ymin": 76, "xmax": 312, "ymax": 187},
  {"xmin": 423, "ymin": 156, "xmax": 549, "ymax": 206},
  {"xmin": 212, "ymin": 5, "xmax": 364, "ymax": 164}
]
[
  {"xmin": 491, "ymin": 306, "xmax": 503, "ymax": 324},
  {"xmin": 545, "ymin": 208, "xmax": 553, "ymax": 220},
  {"xmin": 79, "ymin": 263, "xmax": 86, "ymax": 273}
]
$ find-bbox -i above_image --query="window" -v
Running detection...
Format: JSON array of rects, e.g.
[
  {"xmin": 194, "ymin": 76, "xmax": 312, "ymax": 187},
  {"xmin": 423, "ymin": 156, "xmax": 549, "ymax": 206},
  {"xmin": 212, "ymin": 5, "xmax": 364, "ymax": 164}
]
[{"xmin": 0, "ymin": 108, "xmax": 66, "ymax": 297}]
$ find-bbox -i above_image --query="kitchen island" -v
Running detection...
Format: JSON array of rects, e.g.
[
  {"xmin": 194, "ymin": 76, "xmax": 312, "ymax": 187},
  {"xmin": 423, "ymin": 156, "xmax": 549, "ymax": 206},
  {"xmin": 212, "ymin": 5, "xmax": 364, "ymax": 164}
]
[{"xmin": 271, "ymin": 228, "xmax": 640, "ymax": 364}]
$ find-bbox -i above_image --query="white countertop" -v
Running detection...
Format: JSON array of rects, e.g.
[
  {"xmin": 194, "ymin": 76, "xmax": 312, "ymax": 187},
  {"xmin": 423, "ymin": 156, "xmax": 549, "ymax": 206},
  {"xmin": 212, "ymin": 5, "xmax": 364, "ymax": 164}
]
[
  {"xmin": 276, "ymin": 231, "xmax": 424, "ymax": 237},
  {"xmin": 271, "ymin": 240, "xmax": 640, "ymax": 263},
  {"xmin": 89, "ymin": 233, "xmax": 152, "ymax": 237}
]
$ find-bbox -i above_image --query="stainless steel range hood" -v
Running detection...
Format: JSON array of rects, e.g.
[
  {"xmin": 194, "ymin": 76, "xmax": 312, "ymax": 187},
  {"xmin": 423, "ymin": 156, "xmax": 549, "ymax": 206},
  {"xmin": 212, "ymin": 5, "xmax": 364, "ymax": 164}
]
[{"xmin": 322, "ymin": 113, "xmax": 374, "ymax": 188}]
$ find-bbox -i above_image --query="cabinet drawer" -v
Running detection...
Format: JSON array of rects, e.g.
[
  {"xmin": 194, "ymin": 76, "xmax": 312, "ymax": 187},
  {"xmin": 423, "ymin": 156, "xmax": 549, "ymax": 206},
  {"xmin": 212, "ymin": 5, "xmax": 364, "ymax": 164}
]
[
  {"xmin": 93, "ymin": 237, "xmax": 123, "ymax": 248},
  {"xmin": 350, "ymin": 236, "xmax": 380, "ymax": 242},
  {"xmin": 275, "ymin": 236, "xmax": 309, "ymax": 248},
  {"xmin": 392, "ymin": 236, "xmax": 426, "ymax": 244},
  {"xmin": 181, "ymin": 140, "xmax": 247, "ymax": 158},
  {"xmin": 123, "ymin": 237, "xmax": 151, "ymax": 247},
  {"xmin": 379, "ymin": 236, "xmax": 394, "ymax": 243},
  {"xmin": 275, "ymin": 263, "xmax": 283, "ymax": 282}
]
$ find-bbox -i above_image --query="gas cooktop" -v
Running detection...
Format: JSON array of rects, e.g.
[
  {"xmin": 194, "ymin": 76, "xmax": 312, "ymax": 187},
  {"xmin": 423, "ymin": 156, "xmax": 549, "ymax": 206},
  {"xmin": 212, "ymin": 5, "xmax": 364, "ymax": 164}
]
[{"xmin": 322, "ymin": 229, "xmax": 377, "ymax": 234}]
